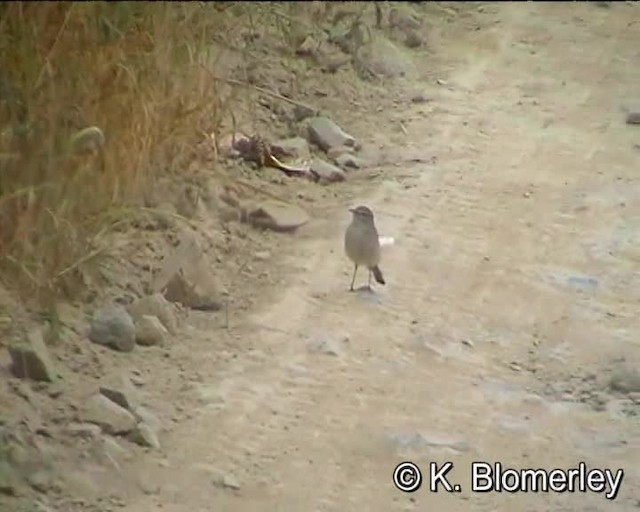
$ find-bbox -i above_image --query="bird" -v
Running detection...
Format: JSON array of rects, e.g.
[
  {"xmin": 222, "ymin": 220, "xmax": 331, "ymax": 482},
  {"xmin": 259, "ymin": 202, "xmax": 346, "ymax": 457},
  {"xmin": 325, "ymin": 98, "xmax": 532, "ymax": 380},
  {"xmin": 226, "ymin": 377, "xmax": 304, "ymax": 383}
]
[{"xmin": 344, "ymin": 205, "xmax": 386, "ymax": 291}]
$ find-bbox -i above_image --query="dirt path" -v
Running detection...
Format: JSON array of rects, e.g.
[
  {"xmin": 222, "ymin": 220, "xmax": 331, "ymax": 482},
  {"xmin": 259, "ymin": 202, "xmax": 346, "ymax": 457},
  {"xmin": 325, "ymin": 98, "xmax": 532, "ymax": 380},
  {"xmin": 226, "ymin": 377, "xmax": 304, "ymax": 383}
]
[{"xmin": 123, "ymin": 3, "xmax": 639, "ymax": 511}]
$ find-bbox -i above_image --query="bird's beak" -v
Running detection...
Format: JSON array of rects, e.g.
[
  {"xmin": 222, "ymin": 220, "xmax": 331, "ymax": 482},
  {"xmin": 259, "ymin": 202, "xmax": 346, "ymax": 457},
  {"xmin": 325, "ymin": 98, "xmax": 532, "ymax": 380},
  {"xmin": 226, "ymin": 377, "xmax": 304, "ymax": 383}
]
[{"xmin": 348, "ymin": 208, "xmax": 355, "ymax": 213}]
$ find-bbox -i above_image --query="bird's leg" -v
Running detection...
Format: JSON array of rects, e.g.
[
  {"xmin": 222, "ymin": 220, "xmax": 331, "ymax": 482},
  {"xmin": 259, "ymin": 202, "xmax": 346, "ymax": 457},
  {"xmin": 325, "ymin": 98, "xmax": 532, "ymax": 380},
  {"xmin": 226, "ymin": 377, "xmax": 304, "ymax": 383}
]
[
  {"xmin": 350, "ymin": 264, "xmax": 358, "ymax": 291},
  {"xmin": 367, "ymin": 269, "xmax": 372, "ymax": 290}
]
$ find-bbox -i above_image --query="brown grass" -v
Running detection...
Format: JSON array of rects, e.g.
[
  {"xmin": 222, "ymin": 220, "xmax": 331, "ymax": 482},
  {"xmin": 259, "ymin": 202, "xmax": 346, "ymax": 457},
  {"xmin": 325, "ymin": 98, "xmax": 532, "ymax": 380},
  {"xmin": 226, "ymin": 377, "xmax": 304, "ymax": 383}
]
[{"xmin": 0, "ymin": 2, "xmax": 249, "ymax": 306}]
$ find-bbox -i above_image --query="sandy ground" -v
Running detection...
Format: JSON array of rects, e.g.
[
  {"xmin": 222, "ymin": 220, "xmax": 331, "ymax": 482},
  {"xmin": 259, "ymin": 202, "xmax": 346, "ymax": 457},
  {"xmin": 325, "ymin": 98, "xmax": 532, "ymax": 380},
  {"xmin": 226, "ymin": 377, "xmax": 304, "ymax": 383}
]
[
  {"xmin": 98, "ymin": 3, "xmax": 640, "ymax": 511},
  {"xmin": 7, "ymin": 2, "xmax": 638, "ymax": 512},
  {"xmin": 115, "ymin": 3, "xmax": 640, "ymax": 511}
]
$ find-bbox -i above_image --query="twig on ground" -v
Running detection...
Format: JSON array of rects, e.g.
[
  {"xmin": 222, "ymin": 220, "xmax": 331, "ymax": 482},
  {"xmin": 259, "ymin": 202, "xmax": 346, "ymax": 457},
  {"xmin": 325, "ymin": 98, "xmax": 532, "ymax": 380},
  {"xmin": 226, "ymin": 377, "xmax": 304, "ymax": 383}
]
[{"xmin": 208, "ymin": 74, "xmax": 318, "ymax": 114}]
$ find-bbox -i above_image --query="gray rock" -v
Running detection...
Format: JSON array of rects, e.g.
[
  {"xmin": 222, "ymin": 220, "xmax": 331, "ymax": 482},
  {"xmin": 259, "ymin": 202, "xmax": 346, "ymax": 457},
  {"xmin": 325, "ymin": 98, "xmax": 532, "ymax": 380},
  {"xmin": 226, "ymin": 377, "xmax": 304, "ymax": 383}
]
[
  {"xmin": 410, "ymin": 93, "xmax": 430, "ymax": 104},
  {"xmin": 99, "ymin": 374, "xmax": 140, "ymax": 411},
  {"xmin": 164, "ymin": 266, "xmax": 222, "ymax": 312},
  {"xmin": 27, "ymin": 469, "xmax": 56, "ymax": 493},
  {"xmin": 128, "ymin": 294, "xmax": 177, "ymax": 335},
  {"xmin": 81, "ymin": 394, "xmax": 136, "ymax": 435},
  {"xmin": 626, "ymin": 112, "xmax": 640, "ymax": 125},
  {"xmin": 404, "ymin": 29, "xmax": 425, "ymax": 49},
  {"xmin": 306, "ymin": 334, "xmax": 347, "ymax": 357},
  {"xmin": 310, "ymin": 158, "xmax": 346, "ymax": 183},
  {"xmin": 355, "ymin": 36, "xmax": 416, "ymax": 80},
  {"xmin": 70, "ymin": 126, "xmax": 104, "ymax": 156},
  {"xmin": 296, "ymin": 35, "xmax": 318, "ymax": 57},
  {"xmin": 130, "ymin": 422, "xmax": 160, "ymax": 449},
  {"xmin": 137, "ymin": 471, "xmax": 161, "ymax": 495},
  {"xmin": 566, "ymin": 275, "xmax": 599, "ymax": 290},
  {"xmin": 34, "ymin": 502, "xmax": 55, "ymax": 512},
  {"xmin": 135, "ymin": 315, "xmax": 168, "ymax": 347},
  {"xmin": 307, "ymin": 117, "xmax": 357, "ymax": 152},
  {"xmin": 254, "ymin": 250, "xmax": 271, "ymax": 261},
  {"xmin": 89, "ymin": 304, "xmax": 135, "ymax": 352},
  {"xmin": 272, "ymin": 137, "xmax": 311, "ymax": 160},
  {"xmin": 0, "ymin": 460, "xmax": 19, "ymax": 496},
  {"xmin": 609, "ymin": 366, "xmax": 640, "ymax": 394},
  {"xmin": 55, "ymin": 302, "xmax": 87, "ymax": 334},
  {"xmin": 389, "ymin": 6, "xmax": 421, "ymax": 30},
  {"xmin": 386, "ymin": 430, "xmax": 470, "ymax": 454},
  {"xmin": 293, "ymin": 105, "xmax": 316, "ymax": 122},
  {"xmin": 246, "ymin": 200, "xmax": 310, "ymax": 233},
  {"xmin": 175, "ymin": 184, "xmax": 201, "ymax": 219},
  {"xmin": 327, "ymin": 145, "xmax": 354, "ymax": 159},
  {"xmin": 8, "ymin": 329, "xmax": 57, "ymax": 382},
  {"xmin": 219, "ymin": 474, "xmax": 241, "ymax": 490},
  {"xmin": 133, "ymin": 406, "xmax": 163, "ymax": 433},
  {"xmin": 101, "ymin": 436, "xmax": 130, "ymax": 463},
  {"xmin": 335, "ymin": 153, "xmax": 366, "ymax": 170},
  {"xmin": 64, "ymin": 423, "xmax": 102, "ymax": 439}
]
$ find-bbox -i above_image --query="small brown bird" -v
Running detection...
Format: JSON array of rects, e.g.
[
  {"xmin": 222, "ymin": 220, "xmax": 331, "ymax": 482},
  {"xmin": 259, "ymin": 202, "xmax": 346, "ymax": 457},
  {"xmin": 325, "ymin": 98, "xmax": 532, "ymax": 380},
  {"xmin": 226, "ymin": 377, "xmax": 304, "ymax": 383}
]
[{"xmin": 344, "ymin": 205, "xmax": 386, "ymax": 291}]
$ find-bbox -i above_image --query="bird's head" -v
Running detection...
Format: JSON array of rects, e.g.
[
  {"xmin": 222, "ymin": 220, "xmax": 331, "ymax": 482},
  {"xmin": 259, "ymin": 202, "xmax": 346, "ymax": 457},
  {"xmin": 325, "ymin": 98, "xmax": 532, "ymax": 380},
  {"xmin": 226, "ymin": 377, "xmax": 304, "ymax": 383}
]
[{"xmin": 349, "ymin": 205, "xmax": 374, "ymax": 220}]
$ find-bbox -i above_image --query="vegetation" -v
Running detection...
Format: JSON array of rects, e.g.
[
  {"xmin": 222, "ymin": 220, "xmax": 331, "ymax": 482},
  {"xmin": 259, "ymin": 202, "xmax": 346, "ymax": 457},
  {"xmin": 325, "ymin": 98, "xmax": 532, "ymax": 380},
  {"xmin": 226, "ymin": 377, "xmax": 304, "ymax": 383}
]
[{"xmin": 0, "ymin": 2, "xmax": 249, "ymax": 305}]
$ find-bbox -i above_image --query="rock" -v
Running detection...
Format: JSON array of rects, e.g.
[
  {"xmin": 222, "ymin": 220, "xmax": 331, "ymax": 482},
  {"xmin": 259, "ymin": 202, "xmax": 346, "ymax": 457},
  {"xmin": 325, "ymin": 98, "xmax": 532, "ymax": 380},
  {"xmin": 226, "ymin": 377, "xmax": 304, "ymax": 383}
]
[
  {"xmin": 10, "ymin": 379, "xmax": 34, "ymax": 402},
  {"xmin": 389, "ymin": 6, "xmax": 421, "ymax": 30},
  {"xmin": 54, "ymin": 302, "xmax": 87, "ymax": 334},
  {"xmin": 129, "ymin": 372, "xmax": 145, "ymax": 387},
  {"xmin": 310, "ymin": 158, "xmax": 346, "ymax": 183},
  {"xmin": 27, "ymin": 469, "xmax": 55, "ymax": 493},
  {"xmin": 128, "ymin": 294, "xmax": 177, "ymax": 335},
  {"xmin": 150, "ymin": 232, "xmax": 223, "ymax": 312},
  {"xmin": 99, "ymin": 374, "xmax": 140, "ymax": 411},
  {"xmin": 132, "ymin": 406, "xmax": 163, "ymax": 433},
  {"xmin": 355, "ymin": 36, "xmax": 416, "ymax": 80},
  {"xmin": 64, "ymin": 423, "xmax": 102, "ymax": 440},
  {"xmin": 81, "ymin": 394, "xmax": 136, "ymax": 435},
  {"xmin": 271, "ymin": 137, "xmax": 311, "ymax": 160},
  {"xmin": 215, "ymin": 473, "xmax": 241, "ymax": 490},
  {"xmin": 609, "ymin": 366, "xmax": 640, "ymax": 394},
  {"xmin": 70, "ymin": 126, "xmax": 104, "ymax": 156},
  {"xmin": 321, "ymin": 55, "xmax": 351, "ymax": 74},
  {"xmin": 63, "ymin": 470, "xmax": 101, "ymax": 497},
  {"xmin": 626, "ymin": 112, "xmax": 640, "ymax": 125},
  {"xmin": 386, "ymin": 430, "xmax": 470, "ymax": 454},
  {"xmin": 335, "ymin": 153, "xmax": 366, "ymax": 170},
  {"xmin": 137, "ymin": 472, "xmax": 161, "ymax": 495},
  {"xmin": 306, "ymin": 334, "xmax": 347, "ymax": 357},
  {"xmin": 404, "ymin": 29, "xmax": 425, "ymax": 49},
  {"xmin": 130, "ymin": 422, "xmax": 160, "ymax": 449},
  {"xmin": 566, "ymin": 275, "xmax": 598, "ymax": 290},
  {"xmin": 164, "ymin": 266, "xmax": 222, "ymax": 312},
  {"xmin": 34, "ymin": 502, "xmax": 55, "ymax": 512},
  {"xmin": 410, "ymin": 93, "xmax": 430, "ymax": 104},
  {"xmin": 135, "ymin": 315, "xmax": 168, "ymax": 347},
  {"xmin": 0, "ymin": 460, "xmax": 18, "ymax": 496},
  {"xmin": 89, "ymin": 304, "xmax": 135, "ymax": 352},
  {"xmin": 254, "ymin": 250, "xmax": 271, "ymax": 261},
  {"xmin": 8, "ymin": 329, "xmax": 57, "ymax": 382},
  {"xmin": 175, "ymin": 184, "xmax": 201, "ymax": 219},
  {"xmin": 307, "ymin": 117, "xmax": 357, "ymax": 152},
  {"xmin": 296, "ymin": 35, "xmax": 318, "ymax": 56},
  {"xmin": 293, "ymin": 105, "xmax": 316, "ymax": 122},
  {"xmin": 246, "ymin": 200, "xmax": 310, "ymax": 233},
  {"xmin": 327, "ymin": 145, "xmax": 354, "ymax": 159},
  {"xmin": 101, "ymin": 437, "xmax": 130, "ymax": 463}
]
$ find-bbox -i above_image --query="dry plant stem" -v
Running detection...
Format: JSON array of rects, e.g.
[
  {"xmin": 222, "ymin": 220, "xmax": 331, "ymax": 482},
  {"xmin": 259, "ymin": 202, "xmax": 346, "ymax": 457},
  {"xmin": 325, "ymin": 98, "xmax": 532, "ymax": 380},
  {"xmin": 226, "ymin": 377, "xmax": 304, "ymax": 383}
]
[{"xmin": 210, "ymin": 75, "xmax": 317, "ymax": 114}]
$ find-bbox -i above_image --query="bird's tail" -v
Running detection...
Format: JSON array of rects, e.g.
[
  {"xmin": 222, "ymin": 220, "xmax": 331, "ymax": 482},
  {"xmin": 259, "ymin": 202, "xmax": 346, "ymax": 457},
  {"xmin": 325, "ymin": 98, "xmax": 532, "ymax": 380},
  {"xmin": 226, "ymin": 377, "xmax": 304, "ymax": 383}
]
[{"xmin": 371, "ymin": 265, "xmax": 385, "ymax": 285}]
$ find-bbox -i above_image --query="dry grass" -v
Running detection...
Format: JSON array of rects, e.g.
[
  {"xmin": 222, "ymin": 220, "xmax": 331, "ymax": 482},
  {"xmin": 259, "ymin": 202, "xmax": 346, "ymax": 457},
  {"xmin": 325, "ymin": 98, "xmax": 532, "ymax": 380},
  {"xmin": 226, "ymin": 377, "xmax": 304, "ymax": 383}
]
[{"xmin": 0, "ymin": 2, "xmax": 250, "ymax": 307}]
